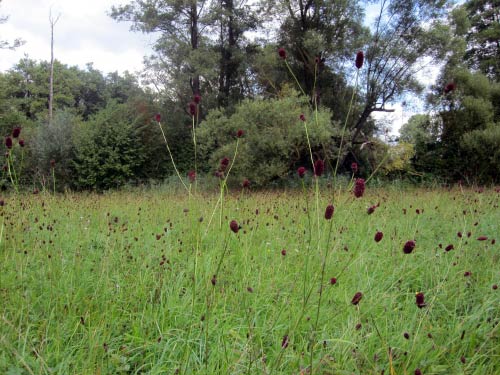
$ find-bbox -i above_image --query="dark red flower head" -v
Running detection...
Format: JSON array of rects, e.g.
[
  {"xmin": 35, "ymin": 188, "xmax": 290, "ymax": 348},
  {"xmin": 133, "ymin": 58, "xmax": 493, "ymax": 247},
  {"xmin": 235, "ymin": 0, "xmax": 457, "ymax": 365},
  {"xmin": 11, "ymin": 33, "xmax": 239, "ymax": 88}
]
[
  {"xmin": 12, "ymin": 127, "xmax": 21, "ymax": 138},
  {"xmin": 50, "ymin": 159, "xmax": 56, "ymax": 168},
  {"xmin": 220, "ymin": 157, "xmax": 230, "ymax": 171},
  {"xmin": 313, "ymin": 159, "xmax": 324, "ymax": 177},
  {"xmin": 281, "ymin": 334, "xmax": 289, "ymax": 348},
  {"xmin": 477, "ymin": 236, "xmax": 488, "ymax": 241},
  {"xmin": 415, "ymin": 292, "xmax": 426, "ymax": 308},
  {"xmin": 351, "ymin": 291, "xmax": 363, "ymax": 305},
  {"xmin": 403, "ymin": 240, "xmax": 416, "ymax": 254},
  {"xmin": 278, "ymin": 47, "xmax": 287, "ymax": 59},
  {"xmin": 414, "ymin": 369, "xmax": 422, "ymax": 375},
  {"xmin": 5, "ymin": 137, "xmax": 12, "ymax": 149},
  {"xmin": 353, "ymin": 178, "xmax": 365, "ymax": 198},
  {"xmin": 236, "ymin": 129, "xmax": 244, "ymax": 138},
  {"xmin": 242, "ymin": 178, "xmax": 250, "ymax": 188},
  {"xmin": 189, "ymin": 102, "xmax": 197, "ymax": 116},
  {"xmin": 374, "ymin": 231, "xmax": 383, "ymax": 243},
  {"xmin": 355, "ymin": 51, "xmax": 364, "ymax": 69},
  {"xmin": 19, "ymin": 139, "xmax": 25, "ymax": 147},
  {"xmin": 367, "ymin": 205, "xmax": 377, "ymax": 215},
  {"xmin": 230, "ymin": 220, "xmax": 240, "ymax": 233},
  {"xmin": 351, "ymin": 162, "xmax": 358, "ymax": 173},
  {"xmin": 155, "ymin": 113, "xmax": 161, "ymax": 122},
  {"xmin": 444, "ymin": 82, "xmax": 456, "ymax": 94},
  {"xmin": 188, "ymin": 170, "xmax": 196, "ymax": 183},
  {"xmin": 324, "ymin": 204, "xmax": 335, "ymax": 220},
  {"xmin": 297, "ymin": 166, "xmax": 306, "ymax": 178},
  {"xmin": 299, "ymin": 113, "xmax": 306, "ymax": 122},
  {"xmin": 193, "ymin": 94, "xmax": 201, "ymax": 104}
]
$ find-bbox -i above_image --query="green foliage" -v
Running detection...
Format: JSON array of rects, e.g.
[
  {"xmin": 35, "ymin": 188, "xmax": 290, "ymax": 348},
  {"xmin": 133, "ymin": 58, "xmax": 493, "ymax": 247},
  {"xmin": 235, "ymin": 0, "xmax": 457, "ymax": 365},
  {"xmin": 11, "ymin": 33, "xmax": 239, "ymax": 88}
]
[
  {"xmin": 464, "ymin": 0, "xmax": 500, "ymax": 80},
  {"xmin": 197, "ymin": 94, "xmax": 336, "ymax": 185},
  {"xmin": 461, "ymin": 123, "xmax": 500, "ymax": 183},
  {"xmin": 72, "ymin": 102, "xmax": 146, "ymax": 190},
  {"xmin": 30, "ymin": 110, "xmax": 81, "ymax": 189}
]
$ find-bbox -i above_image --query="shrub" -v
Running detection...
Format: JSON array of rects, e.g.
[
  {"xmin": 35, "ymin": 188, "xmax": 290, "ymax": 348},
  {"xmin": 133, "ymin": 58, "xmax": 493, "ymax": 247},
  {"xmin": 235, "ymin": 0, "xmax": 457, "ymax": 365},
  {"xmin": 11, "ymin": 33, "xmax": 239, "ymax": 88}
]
[
  {"xmin": 196, "ymin": 93, "xmax": 336, "ymax": 186},
  {"xmin": 72, "ymin": 102, "xmax": 145, "ymax": 190}
]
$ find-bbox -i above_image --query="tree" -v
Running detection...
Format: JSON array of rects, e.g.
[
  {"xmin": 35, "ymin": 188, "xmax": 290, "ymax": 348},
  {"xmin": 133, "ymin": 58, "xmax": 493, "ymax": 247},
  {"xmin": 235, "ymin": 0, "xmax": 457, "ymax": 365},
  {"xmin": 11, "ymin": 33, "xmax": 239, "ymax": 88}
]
[
  {"xmin": 48, "ymin": 10, "xmax": 61, "ymax": 125},
  {"xmin": 464, "ymin": 0, "xmax": 500, "ymax": 81},
  {"xmin": 276, "ymin": 0, "xmax": 368, "ymax": 103},
  {"xmin": 72, "ymin": 102, "xmax": 146, "ymax": 190},
  {"xmin": 110, "ymin": 0, "xmax": 214, "ymax": 100},
  {"xmin": 196, "ymin": 91, "xmax": 336, "ymax": 185},
  {"xmin": 351, "ymin": 0, "xmax": 451, "ymax": 143}
]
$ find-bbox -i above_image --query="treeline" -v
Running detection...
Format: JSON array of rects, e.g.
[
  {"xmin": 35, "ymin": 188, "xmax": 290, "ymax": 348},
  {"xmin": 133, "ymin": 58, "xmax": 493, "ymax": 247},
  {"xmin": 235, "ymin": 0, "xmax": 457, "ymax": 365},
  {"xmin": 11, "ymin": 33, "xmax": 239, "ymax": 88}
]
[{"xmin": 1, "ymin": 0, "xmax": 499, "ymax": 191}]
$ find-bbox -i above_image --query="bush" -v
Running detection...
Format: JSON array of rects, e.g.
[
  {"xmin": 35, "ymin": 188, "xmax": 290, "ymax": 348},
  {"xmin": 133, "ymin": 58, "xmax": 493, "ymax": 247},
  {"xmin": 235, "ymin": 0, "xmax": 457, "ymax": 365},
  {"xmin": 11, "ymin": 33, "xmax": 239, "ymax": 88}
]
[
  {"xmin": 72, "ymin": 102, "xmax": 145, "ymax": 190},
  {"xmin": 30, "ymin": 110, "xmax": 80, "ymax": 189},
  {"xmin": 461, "ymin": 123, "xmax": 500, "ymax": 183},
  {"xmin": 196, "ymin": 94, "xmax": 336, "ymax": 186}
]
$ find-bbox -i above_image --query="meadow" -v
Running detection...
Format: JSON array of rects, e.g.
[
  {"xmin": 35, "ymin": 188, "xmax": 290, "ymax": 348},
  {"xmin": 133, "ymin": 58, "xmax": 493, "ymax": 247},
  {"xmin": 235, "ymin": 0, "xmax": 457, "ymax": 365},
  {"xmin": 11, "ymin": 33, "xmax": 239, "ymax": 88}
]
[{"xmin": 0, "ymin": 185, "xmax": 499, "ymax": 374}]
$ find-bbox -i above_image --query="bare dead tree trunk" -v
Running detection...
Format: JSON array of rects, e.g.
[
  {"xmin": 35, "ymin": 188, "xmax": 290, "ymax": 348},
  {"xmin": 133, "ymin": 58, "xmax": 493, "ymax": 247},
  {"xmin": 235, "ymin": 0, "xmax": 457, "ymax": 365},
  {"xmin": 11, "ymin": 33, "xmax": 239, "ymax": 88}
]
[{"xmin": 49, "ymin": 10, "xmax": 60, "ymax": 126}]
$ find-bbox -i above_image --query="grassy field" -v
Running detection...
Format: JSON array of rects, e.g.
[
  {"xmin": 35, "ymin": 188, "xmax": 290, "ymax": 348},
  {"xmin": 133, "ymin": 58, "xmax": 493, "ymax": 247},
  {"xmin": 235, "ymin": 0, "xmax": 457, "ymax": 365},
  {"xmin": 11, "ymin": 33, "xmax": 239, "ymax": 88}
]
[{"xmin": 1, "ymin": 186, "xmax": 499, "ymax": 374}]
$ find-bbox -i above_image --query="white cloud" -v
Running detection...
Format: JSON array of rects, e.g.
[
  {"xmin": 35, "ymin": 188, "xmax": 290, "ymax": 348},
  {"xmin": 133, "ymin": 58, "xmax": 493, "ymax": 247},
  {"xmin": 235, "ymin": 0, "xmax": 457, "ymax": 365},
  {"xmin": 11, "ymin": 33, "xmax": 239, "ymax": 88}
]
[{"xmin": 0, "ymin": 0, "xmax": 154, "ymax": 73}]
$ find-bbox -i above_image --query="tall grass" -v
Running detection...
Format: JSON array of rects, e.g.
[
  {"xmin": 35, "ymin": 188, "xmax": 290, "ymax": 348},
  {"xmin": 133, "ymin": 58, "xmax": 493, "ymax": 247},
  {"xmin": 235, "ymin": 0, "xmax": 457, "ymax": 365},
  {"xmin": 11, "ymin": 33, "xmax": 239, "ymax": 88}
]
[{"xmin": 1, "ymin": 187, "xmax": 499, "ymax": 374}]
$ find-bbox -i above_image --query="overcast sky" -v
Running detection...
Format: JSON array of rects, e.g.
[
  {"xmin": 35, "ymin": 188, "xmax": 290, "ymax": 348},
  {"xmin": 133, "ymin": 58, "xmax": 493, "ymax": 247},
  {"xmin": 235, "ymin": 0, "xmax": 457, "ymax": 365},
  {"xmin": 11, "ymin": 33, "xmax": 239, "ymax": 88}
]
[{"xmin": 0, "ymin": 0, "xmax": 155, "ymax": 74}]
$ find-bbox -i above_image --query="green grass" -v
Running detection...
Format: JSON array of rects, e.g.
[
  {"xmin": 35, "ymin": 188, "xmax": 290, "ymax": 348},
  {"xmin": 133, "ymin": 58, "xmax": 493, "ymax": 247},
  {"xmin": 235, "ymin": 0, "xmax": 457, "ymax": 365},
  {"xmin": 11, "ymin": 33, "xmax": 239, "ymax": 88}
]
[{"xmin": 1, "ymin": 186, "xmax": 499, "ymax": 374}]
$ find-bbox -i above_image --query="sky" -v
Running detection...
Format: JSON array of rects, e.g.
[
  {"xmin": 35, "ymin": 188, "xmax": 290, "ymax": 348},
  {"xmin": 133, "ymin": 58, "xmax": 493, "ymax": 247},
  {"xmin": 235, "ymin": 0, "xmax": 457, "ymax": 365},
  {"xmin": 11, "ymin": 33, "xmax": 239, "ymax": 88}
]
[
  {"xmin": 0, "ymin": 0, "xmax": 155, "ymax": 74},
  {"xmin": 0, "ymin": 0, "xmax": 439, "ymax": 135}
]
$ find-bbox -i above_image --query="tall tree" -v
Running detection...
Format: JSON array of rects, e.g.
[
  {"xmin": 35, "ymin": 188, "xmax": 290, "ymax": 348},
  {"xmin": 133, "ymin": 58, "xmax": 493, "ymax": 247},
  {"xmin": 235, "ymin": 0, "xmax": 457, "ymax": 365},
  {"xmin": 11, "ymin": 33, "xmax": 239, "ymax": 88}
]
[
  {"xmin": 276, "ymin": 0, "xmax": 368, "ymax": 104},
  {"xmin": 463, "ymin": 0, "xmax": 500, "ymax": 81},
  {"xmin": 48, "ymin": 10, "xmax": 61, "ymax": 126},
  {"xmin": 216, "ymin": 0, "xmax": 259, "ymax": 108},
  {"xmin": 351, "ymin": 0, "xmax": 451, "ymax": 143},
  {"xmin": 110, "ymin": 0, "xmax": 214, "ymax": 101}
]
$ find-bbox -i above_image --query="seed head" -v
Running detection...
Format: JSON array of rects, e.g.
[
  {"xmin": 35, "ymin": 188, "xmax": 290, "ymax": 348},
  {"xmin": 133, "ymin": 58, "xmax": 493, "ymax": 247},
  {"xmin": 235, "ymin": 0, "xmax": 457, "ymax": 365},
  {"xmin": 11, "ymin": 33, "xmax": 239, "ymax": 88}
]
[
  {"xmin": 236, "ymin": 129, "xmax": 244, "ymax": 138},
  {"xmin": 313, "ymin": 159, "xmax": 324, "ymax": 177},
  {"xmin": 374, "ymin": 231, "xmax": 383, "ymax": 243},
  {"xmin": 297, "ymin": 166, "xmax": 306, "ymax": 178},
  {"xmin": 19, "ymin": 139, "xmax": 25, "ymax": 147},
  {"xmin": 50, "ymin": 159, "xmax": 56, "ymax": 168},
  {"xmin": 193, "ymin": 94, "xmax": 201, "ymax": 104},
  {"xmin": 220, "ymin": 157, "xmax": 230, "ymax": 171},
  {"xmin": 299, "ymin": 113, "xmax": 306, "ymax": 122},
  {"xmin": 281, "ymin": 334, "xmax": 289, "ymax": 348},
  {"xmin": 415, "ymin": 292, "xmax": 426, "ymax": 308},
  {"xmin": 403, "ymin": 240, "xmax": 416, "ymax": 254},
  {"xmin": 324, "ymin": 204, "xmax": 334, "ymax": 220},
  {"xmin": 155, "ymin": 113, "xmax": 161, "ymax": 122},
  {"xmin": 355, "ymin": 51, "xmax": 364, "ymax": 69},
  {"xmin": 351, "ymin": 162, "xmax": 358, "ymax": 173},
  {"xmin": 187, "ymin": 170, "xmax": 196, "ymax": 183},
  {"xmin": 353, "ymin": 178, "xmax": 365, "ymax": 198},
  {"xmin": 5, "ymin": 137, "xmax": 12, "ymax": 149},
  {"xmin": 12, "ymin": 127, "xmax": 21, "ymax": 138},
  {"xmin": 189, "ymin": 102, "xmax": 197, "ymax": 116},
  {"xmin": 230, "ymin": 220, "xmax": 239, "ymax": 233},
  {"xmin": 242, "ymin": 179, "xmax": 250, "ymax": 188},
  {"xmin": 351, "ymin": 291, "xmax": 363, "ymax": 305},
  {"xmin": 444, "ymin": 82, "xmax": 456, "ymax": 94},
  {"xmin": 278, "ymin": 48, "xmax": 287, "ymax": 59}
]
